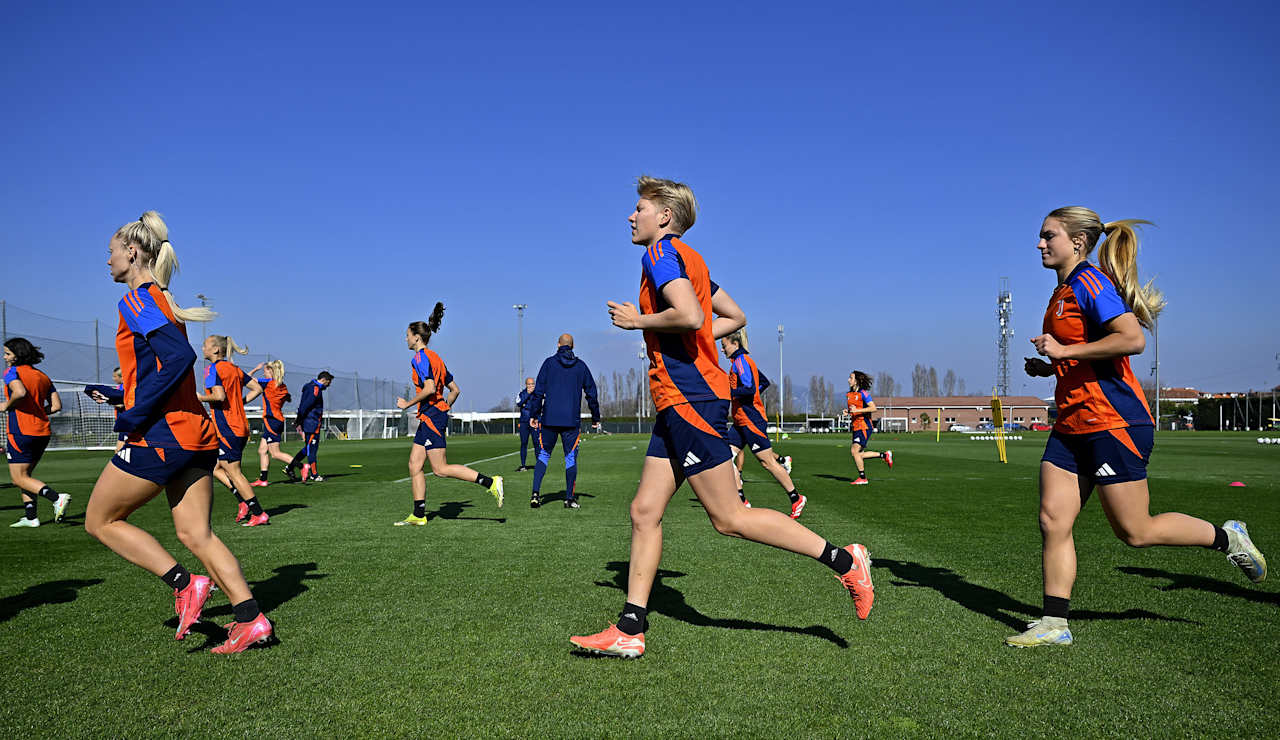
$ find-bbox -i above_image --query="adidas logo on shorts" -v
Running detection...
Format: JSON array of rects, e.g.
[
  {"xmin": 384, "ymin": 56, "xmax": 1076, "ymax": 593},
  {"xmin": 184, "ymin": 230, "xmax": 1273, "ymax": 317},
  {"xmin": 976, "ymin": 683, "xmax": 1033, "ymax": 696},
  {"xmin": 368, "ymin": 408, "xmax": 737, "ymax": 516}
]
[
  {"xmin": 751, "ymin": 443, "xmax": 761, "ymax": 451},
  {"xmin": 1094, "ymin": 463, "xmax": 1117, "ymax": 477},
  {"xmin": 683, "ymin": 451, "xmax": 701, "ymax": 468}
]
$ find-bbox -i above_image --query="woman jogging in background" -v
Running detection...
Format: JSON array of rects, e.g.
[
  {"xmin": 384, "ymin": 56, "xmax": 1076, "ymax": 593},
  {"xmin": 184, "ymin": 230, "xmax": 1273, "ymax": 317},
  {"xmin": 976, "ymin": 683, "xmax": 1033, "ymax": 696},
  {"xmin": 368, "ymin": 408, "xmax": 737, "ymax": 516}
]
[
  {"xmin": 249, "ymin": 359, "xmax": 295, "ymax": 487},
  {"xmin": 393, "ymin": 303, "xmax": 504, "ymax": 526},
  {"xmin": 3, "ymin": 338, "xmax": 70, "ymax": 527},
  {"xmin": 720, "ymin": 330, "xmax": 803, "ymax": 518},
  {"xmin": 197, "ymin": 336, "xmax": 268, "ymax": 527},
  {"xmin": 570, "ymin": 176, "xmax": 875, "ymax": 659},
  {"xmin": 84, "ymin": 210, "xmax": 271, "ymax": 653},
  {"xmin": 846, "ymin": 371, "xmax": 892, "ymax": 485},
  {"xmin": 1008, "ymin": 206, "xmax": 1266, "ymax": 648}
]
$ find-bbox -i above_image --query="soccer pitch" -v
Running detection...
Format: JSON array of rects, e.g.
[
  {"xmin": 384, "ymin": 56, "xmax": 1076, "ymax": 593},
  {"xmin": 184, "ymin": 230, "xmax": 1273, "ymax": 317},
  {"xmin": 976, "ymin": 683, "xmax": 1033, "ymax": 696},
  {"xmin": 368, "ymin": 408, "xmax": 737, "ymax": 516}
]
[{"xmin": 2, "ymin": 432, "xmax": 1276, "ymax": 737}]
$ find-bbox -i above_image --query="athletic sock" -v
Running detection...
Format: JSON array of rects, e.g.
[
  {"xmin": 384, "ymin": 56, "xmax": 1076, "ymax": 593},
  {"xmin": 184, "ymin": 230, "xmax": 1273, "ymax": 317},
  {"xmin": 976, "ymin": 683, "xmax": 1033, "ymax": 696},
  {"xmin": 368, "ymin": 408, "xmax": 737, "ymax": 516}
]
[
  {"xmin": 857, "ymin": 471, "xmax": 867, "ymax": 479},
  {"xmin": 288, "ymin": 450, "xmax": 307, "ymax": 468},
  {"xmin": 37, "ymin": 486, "xmax": 59, "ymax": 502},
  {"xmin": 413, "ymin": 500, "xmax": 426, "ymax": 518},
  {"xmin": 1209, "ymin": 526, "xmax": 1229, "ymax": 552},
  {"xmin": 776, "ymin": 455, "xmax": 785, "ymax": 465},
  {"xmin": 245, "ymin": 497, "xmax": 264, "ymax": 516},
  {"xmin": 475, "ymin": 473, "xmax": 493, "ymax": 488},
  {"xmin": 819, "ymin": 541, "xmax": 854, "ymax": 574},
  {"xmin": 617, "ymin": 602, "xmax": 648, "ymax": 635},
  {"xmin": 258, "ymin": 470, "xmax": 269, "ymax": 482},
  {"xmin": 738, "ymin": 489, "xmax": 746, "ymax": 502},
  {"xmin": 232, "ymin": 488, "xmax": 244, "ymax": 503},
  {"xmin": 162, "ymin": 563, "xmax": 192, "ymax": 592},
  {"xmin": 231, "ymin": 598, "xmax": 261, "ymax": 623},
  {"xmin": 786, "ymin": 489, "xmax": 799, "ymax": 504},
  {"xmin": 1043, "ymin": 595, "xmax": 1070, "ymax": 619},
  {"xmin": 23, "ymin": 501, "xmax": 37, "ymax": 520}
]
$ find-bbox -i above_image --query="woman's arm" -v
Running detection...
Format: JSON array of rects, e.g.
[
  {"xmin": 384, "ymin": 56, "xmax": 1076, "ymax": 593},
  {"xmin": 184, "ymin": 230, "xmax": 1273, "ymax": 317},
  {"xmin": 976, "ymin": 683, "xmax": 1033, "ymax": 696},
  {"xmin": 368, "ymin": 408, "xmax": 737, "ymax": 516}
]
[
  {"xmin": 709, "ymin": 286, "xmax": 747, "ymax": 340},
  {"xmin": 197, "ymin": 386, "xmax": 227, "ymax": 404},
  {"xmin": 115, "ymin": 325, "xmax": 198, "ymax": 433},
  {"xmin": 396, "ymin": 379, "xmax": 435, "ymax": 410},
  {"xmin": 0, "ymin": 379, "xmax": 26, "ymax": 412},
  {"xmin": 608, "ymin": 277, "xmax": 704, "ymax": 333},
  {"xmin": 47, "ymin": 390, "xmax": 62, "ymax": 415},
  {"xmin": 445, "ymin": 380, "xmax": 460, "ymax": 409},
  {"xmin": 243, "ymin": 377, "xmax": 263, "ymax": 405},
  {"xmin": 1031, "ymin": 312, "xmax": 1146, "ymax": 362}
]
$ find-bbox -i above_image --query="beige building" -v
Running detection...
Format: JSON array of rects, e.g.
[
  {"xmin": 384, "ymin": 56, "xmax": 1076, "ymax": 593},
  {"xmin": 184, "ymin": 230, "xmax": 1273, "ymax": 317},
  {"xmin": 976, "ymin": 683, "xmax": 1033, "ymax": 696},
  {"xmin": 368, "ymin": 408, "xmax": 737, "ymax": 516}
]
[{"xmin": 863, "ymin": 395, "xmax": 1052, "ymax": 430}]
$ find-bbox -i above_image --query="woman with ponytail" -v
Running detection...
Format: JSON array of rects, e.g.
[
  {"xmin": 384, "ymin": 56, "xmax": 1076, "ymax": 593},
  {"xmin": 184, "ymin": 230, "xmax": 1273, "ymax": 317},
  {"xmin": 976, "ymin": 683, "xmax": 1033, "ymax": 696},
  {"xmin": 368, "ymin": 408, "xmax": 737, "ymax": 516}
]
[
  {"xmin": 393, "ymin": 302, "xmax": 504, "ymax": 525},
  {"xmin": 249, "ymin": 359, "xmax": 295, "ymax": 487},
  {"xmin": 1008, "ymin": 206, "xmax": 1266, "ymax": 648},
  {"xmin": 85, "ymin": 211, "xmax": 273, "ymax": 653},
  {"xmin": 197, "ymin": 335, "xmax": 267, "ymax": 526},
  {"xmin": 3, "ymin": 337, "xmax": 69, "ymax": 527},
  {"xmin": 845, "ymin": 370, "xmax": 892, "ymax": 485}
]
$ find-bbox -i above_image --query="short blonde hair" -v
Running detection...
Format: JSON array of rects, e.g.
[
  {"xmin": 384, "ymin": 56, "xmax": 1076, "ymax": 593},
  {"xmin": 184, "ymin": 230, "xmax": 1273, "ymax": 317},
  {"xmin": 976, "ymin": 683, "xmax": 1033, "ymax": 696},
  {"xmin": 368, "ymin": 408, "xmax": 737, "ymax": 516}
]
[{"xmin": 637, "ymin": 175, "xmax": 697, "ymax": 233}]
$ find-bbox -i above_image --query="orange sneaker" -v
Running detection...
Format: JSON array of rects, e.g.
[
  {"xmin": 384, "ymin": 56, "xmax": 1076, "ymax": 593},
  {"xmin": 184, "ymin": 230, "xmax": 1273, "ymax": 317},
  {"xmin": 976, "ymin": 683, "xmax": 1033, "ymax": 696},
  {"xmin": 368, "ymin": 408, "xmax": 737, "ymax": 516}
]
[
  {"xmin": 235, "ymin": 501, "xmax": 249, "ymax": 523},
  {"xmin": 883, "ymin": 450, "xmax": 894, "ymax": 469},
  {"xmin": 851, "ymin": 478, "xmax": 869, "ymax": 485},
  {"xmin": 836, "ymin": 544, "xmax": 874, "ymax": 619},
  {"xmin": 250, "ymin": 480, "xmax": 269, "ymax": 488},
  {"xmin": 211, "ymin": 613, "xmax": 273, "ymax": 654},
  {"xmin": 790, "ymin": 494, "xmax": 807, "ymax": 519},
  {"xmin": 242, "ymin": 512, "xmax": 270, "ymax": 527},
  {"xmin": 301, "ymin": 464, "xmax": 312, "ymax": 482},
  {"xmin": 174, "ymin": 575, "xmax": 214, "ymax": 640},
  {"xmin": 569, "ymin": 623, "xmax": 645, "ymax": 658}
]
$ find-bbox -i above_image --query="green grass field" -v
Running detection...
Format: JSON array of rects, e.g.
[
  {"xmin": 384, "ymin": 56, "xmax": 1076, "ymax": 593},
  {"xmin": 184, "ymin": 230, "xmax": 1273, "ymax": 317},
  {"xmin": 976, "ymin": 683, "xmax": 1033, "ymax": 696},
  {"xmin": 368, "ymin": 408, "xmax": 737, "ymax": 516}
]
[{"xmin": 2, "ymin": 432, "xmax": 1277, "ymax": 737}]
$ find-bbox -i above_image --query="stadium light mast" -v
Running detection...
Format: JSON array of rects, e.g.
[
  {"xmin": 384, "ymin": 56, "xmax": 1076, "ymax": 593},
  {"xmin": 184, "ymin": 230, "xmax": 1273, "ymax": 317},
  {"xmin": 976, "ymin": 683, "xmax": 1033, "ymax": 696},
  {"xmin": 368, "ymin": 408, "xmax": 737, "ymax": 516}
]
[
  {"xmin": 196, "ymin": 293, "xmax": 210, "ymax": 347},
  {"xmin": 996, "ymin": 278, "xmax": 1012, "ymax": 397},
  {"xmin": 513, "ymin": 304, "xmax": 527, "ymax": 387},
  {"xmin": 778, "ymin": 324, "xmax": 785, "ymax": 437},
  {"xmin": 1151, "ymin": 317, "xmax": 1160, "ymax": 429}
]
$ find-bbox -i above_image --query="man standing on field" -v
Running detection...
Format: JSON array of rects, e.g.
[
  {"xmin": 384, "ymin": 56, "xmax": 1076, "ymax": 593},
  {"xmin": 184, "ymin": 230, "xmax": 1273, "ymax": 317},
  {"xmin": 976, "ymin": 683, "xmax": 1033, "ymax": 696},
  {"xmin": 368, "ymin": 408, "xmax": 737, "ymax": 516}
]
[{"xmin": 528, "ymin": 334, "xmax": 601, "ymax": 509}]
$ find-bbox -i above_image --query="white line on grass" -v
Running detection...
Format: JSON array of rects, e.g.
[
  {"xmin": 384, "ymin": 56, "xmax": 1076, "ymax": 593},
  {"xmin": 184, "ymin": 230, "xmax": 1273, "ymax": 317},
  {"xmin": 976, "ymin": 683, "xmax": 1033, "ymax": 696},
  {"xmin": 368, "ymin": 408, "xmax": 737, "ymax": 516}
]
[{"xmin": 393, "ymin": 450, "xmax": 522, "ymax": 483}]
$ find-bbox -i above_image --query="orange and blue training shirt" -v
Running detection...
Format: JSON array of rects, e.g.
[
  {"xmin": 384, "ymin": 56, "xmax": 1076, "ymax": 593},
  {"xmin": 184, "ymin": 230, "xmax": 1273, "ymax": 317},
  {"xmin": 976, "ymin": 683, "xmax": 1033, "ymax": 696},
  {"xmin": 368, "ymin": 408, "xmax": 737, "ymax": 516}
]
[
  {"xmin": 727, "ymin": 348, "xmax": 771, "ymax": 437},
  {"xmin": 1043, "ymin": 262, "xmax": 1153, "ymax": 434},
  {"xmin": 411, "ymin": 348, "xmax": 453, "ymax": 420},
  {"xmin": 638, "ymin": 235, "xmax": 730, "ymax": 411},
  {"xmin": 116, "ymin": 283, "xmax": 218, "ymax": 451},
  {"xmin": 4, "ymin": 364, "xmax": 55, "ymax": 437},
  {"xmin": 847, "ymin": 390, "xmax": 873, "ymax": 432},
  {"xmin": 204, "ymin": 360, "xmax": 253, "ymax": 440},
  {"xmin": 256, "ymin": 377, "xmax": 289, "ymax": 423}
]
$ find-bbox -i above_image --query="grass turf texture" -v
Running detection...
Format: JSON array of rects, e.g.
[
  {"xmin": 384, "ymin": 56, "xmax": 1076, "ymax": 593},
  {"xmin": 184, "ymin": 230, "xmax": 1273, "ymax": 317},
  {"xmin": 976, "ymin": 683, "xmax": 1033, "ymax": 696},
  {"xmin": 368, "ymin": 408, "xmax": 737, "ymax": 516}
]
[{"xmin": 2, "ymin": 432, "xmax": 1277, "ymax": 737}]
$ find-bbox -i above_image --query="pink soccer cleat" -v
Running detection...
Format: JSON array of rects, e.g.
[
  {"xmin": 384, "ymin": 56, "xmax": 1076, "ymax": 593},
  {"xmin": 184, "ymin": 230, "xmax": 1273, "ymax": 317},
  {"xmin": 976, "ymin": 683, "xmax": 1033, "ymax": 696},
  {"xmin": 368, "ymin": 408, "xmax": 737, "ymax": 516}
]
[
  {"xmin": 250, "ymin": 480, "xmax": 269, "ymax": 488},
  {"xmin": 242, "ymin": 512, "xmax": 270, "ymax": 527},
  {"xmin": 301, "ymin": 464, "xmax": 312, "ymax": 482},
  {"xmin": 569, "ymin": 623, "xmax": 645, "ymax": 658},
  {"xmin": 211, "ymin": 613, "xmax": 273, "ymax": 654},
  {"xmin": 883, "ymin": 450, "xmax": 894, "ymax": 469},
  {"xmin": 835, "ymin": 544, "xmax": 874, "ymax": 620},
  {"xmin": 790, "ymin": 494, "xmax": 807, "ymax": 519},
  {"xmin": 235, "ymin": 501, "xmax": 249, "ymax": 523},
  {"xmin": 174, "ymin": 575, "xmax": 214, "ymax": 641}
]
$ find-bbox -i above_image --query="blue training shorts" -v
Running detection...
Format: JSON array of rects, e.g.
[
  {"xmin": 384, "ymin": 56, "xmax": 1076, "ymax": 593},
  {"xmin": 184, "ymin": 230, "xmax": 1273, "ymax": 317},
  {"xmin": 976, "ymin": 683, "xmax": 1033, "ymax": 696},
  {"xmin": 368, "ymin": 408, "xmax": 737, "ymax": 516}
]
[
  {"xmin": 218, "ymin": 434, "xmax": 247, "ymax": 463},
  {"xmin": 262, "ymin": 416, "xmax": 284, "ymax": 444},
  {"xmin": 5, "ymin": 431, "xmax": 49, "ymax": 466},
  {"xmin": 1042, "ymin": 426, "xmax": 1154, "ymax": 484},
  {"xmin": 413, "ymin": 408, "xmax": 448, "ymax": 449},
  {"xmin": 851, "ymin": 428, "xmax": 872, "ymax": 448},
  {"xmin": 111, "ymin": 444, "xmax": 218, "ymax": 486},
  {"xmin": 727, "ymin": 423, "xmax": 771, "ymax": 454},
  {"xmin": 646, "ymin": 400, "xmax": 733, "ymax": 477}
]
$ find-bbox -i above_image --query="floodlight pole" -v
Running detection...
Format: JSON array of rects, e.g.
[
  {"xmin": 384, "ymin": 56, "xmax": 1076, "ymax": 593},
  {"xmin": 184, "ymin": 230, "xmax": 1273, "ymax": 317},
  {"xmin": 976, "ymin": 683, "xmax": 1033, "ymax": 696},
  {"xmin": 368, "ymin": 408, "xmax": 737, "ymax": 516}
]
[
  {"xmin": 1152, "ymin": 318, "xmax": 1160, "ymax": 430},
  {"xmin": 513, "ymin": 304, "xmax": 527, "ymax": 388},
  {"xmin": 778, "ymin": 324, "xmax": 785, "ymax": 441},
  {"xmin": 196, "ymin": 294, "xmax": 210, "ymax": 347}
]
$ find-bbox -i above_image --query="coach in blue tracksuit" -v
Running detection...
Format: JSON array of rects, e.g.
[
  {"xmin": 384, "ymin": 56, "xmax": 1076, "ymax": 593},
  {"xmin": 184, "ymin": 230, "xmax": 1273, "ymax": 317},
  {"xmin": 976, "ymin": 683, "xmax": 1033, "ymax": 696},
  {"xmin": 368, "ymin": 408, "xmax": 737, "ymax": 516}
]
[
  {"xmin": 528, "ymin": 334, "xmax": 600, "ymax": 509},
  {"xmin": 515, "ymin": 377, "xmax": 536, "ymax": 471},
  {"xmin": 286, "ymin": 371, "xmax": 333, "ymax": 482}
]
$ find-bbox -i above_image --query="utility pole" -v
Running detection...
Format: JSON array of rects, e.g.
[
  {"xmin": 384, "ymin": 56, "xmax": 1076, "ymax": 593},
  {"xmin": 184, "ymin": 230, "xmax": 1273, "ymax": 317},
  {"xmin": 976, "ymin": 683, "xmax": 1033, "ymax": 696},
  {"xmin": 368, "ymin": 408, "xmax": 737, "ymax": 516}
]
[
  {"xmin": 513, "ymin": 304, "xmax": 527, "ymax": 388},
  {"xmin": 996, "ymin": 278, "xmax": 1012, "ymax": 396},
  {"xmin": 778, "ymin": 324, "xmax": 785, "ymax": 439}
]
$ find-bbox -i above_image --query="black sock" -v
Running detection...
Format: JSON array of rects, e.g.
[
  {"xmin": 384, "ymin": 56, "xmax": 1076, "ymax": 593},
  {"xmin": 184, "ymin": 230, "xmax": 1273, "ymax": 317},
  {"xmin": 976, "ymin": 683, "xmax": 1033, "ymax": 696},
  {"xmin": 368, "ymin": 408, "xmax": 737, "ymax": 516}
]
[
  {"xmin": 819, "ymin": 542, "xmax": 854, "ymax": 574},
  {"xmin": 776, "ymin": 455, "xmax": 785, "ymax": 465},
  {"xmin": 1043, "ymin": 595, "xmax": 1070, "ymax": 619},
  {"xmin": 617, "ymin": 602, "xmax": 648, "ymax": 635},
  {"xmin": 1210, "ymin": 526, "xmax": 1229, "ymax": 552},
  {"xmin": 232, "ymin": 488, "xmax": 244, "ymax": 503},
  {"xmin": 475, "ymin": 473, "xmax": 493, "ymax": 488},
  {"xmin": 259, "ymin": 470, "xmax": 268, "ymax": 482},
  {"xmin": 857, "ymin": 471, "xmax": 867, "ymax": 479},
  {"xmin": 738, "ymin": 489, "xmax": 746, "ymax": 501},
  {"xmin": 288, "ymin": 450, "xmax": 307, "ymax": 468},
  {"xmin": 786, "ymin": 489, "xmax": 799, "ymax": 504},
  {"xmin": 162, "ymin": 563, "xmax": 192, "ymax": 592},
  {"xmin": 232, "ymin": 599, "xmax": 261, "ymax": 623},
  {"xmin": 37, "ymin": 486, "xmax": 58, "ymax": 502},
  {"xmin": 23, "ymin": 501, "xmax": 37, "ymax": 520},
  {"xmin": 413, "ymin": 500, "xmax": 426, "ymax": 518},
  {"xmin": 245, "ymin": 497, "xmax": 264, "ymax": 516}
]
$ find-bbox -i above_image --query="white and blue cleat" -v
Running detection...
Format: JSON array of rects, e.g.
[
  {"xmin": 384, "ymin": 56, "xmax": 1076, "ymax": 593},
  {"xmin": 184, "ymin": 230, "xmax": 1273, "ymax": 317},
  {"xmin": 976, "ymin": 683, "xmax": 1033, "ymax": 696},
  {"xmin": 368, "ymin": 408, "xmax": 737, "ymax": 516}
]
[
  {"xmin": 1223, "ymin": 520, "xmax": 1267, "ymax": 583},
  {"xmin": 1005, "ymin": 618, "xmax": 1073, "ymax": 648}
]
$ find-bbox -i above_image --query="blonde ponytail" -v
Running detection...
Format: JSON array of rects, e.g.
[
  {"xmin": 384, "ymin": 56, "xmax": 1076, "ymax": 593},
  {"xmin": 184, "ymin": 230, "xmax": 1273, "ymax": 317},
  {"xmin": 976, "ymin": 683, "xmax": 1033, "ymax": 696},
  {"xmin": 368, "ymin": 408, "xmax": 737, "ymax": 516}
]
[
  {"xmin": 268, "ymin": 359, "xmax": 286, "ymax": 380},
  {"xmin": 1046, "ymin": 206, "xmax": 1165, "ymax": 331},
  {"xmin": 210, "ymin": 335, "xmax": 250, "ymax": 358},
  {"xmin": 116, "ymin": 210, "xmax": 216, "ymax": 323}
]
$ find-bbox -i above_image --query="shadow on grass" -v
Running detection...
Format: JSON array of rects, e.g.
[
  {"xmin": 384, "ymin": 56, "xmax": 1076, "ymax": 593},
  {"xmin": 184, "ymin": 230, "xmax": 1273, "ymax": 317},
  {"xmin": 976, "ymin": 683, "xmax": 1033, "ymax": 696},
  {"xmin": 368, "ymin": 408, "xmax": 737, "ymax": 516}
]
[
  {"xmin": 180, "ymin": 562, "xmax": 327, "ymax": 649},
  {"xmin": 265, "ymin": 503, "xmax": 308, "ymax": 517},
  {"xmin": 429, "ymin": 500, "xmax": 507, "ymax": 524},
  {"xmin": 1117, "ymin": 566, "xmax": 1280, "ymax": 606},
  {"xmin": 1, "ymin": 579, "xmax": 105, "ymax": 623},
  {"xmin": 592, "ymin": 561, "xmax": 848, "ymax": 648},
  {"xmin": 815, "ymin": 474, "xmax": 855, "ymax": 483},
  {"xmin": 0, "ymin": 503, "xmax": 24, "ymax": 510},
  {"xmin": 873, "ymin": 559, "xmax": 1198, "ymax": 630},
  {"xmin": 536, "ymin": 491, "xmax": 596, "ymax": 504}
]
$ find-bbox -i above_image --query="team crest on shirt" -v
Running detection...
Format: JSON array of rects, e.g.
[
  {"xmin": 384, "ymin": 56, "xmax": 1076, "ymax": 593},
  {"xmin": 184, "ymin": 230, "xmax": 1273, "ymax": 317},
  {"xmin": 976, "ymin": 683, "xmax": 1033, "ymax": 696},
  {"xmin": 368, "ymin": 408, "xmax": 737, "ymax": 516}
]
[{"xmin": 1055, "ymin": 299, "xmax": 1065, "ymax": 317}]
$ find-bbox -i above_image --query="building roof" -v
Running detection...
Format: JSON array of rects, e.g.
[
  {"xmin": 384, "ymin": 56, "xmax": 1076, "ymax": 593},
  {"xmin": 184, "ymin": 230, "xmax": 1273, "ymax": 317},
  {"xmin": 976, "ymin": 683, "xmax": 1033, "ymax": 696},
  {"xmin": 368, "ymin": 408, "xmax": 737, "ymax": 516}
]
[
  {"xmin": 1160, "ymin": 387, "xmax": 1200, "ymax": 401},
  {"xmin": 871, "ymin": 395, "xmax": 1049, "ymax": 407}
]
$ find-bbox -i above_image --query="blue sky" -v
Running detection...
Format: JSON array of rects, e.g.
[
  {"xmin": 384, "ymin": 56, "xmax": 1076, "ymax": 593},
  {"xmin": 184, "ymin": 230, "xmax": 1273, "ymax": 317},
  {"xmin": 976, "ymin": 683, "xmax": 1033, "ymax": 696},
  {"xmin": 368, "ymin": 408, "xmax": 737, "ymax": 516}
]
[{"xmin": 3, "ymin": 1, "xmax": 1277, "ymax": 410}]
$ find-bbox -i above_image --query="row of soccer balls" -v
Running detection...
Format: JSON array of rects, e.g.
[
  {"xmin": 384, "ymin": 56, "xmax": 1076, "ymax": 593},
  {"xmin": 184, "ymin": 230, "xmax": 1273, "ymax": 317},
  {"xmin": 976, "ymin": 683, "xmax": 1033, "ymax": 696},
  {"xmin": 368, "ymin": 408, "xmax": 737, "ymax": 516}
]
[
  {"xmin": 1256, "ymin": 438, "xmax": 1280, "ymax": 445},
  {"xmin": 970, "ymin": 435, "xmax": 1024, "ymax": 441}
]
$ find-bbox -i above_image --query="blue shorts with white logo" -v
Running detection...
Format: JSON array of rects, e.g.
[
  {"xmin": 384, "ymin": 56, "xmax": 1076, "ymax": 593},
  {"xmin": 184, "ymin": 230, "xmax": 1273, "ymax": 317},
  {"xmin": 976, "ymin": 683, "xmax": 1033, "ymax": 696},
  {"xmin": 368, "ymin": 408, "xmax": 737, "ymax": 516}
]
[
  {"xmin": 262, "ymin": 416, "xmax": 284, "ymax": 444},
  {"xmin": 111, "ymin": 444, "xmax": 218, "ymax": 486},
  {"xmin": 1042, "ymin": 426, "xmax": 1154, "ymax": 484},
  {"xmin": 646, "ymin": 400, "xmax": 732, "ymax": 477},
  {"xmin": 727, "ymin": 423, "xmax": 771, "ymax": 454},
  {"xmin": 218, "ymin": 434, "xmax": 247, "ymax": 463},
  {"xmin": 413, "ymin": 408, "xmax": 448, "ymax": 449},
  {"xmin": 851, "ymin": 428, "xmax": 872, "ymax": 448},
  {"xmin": 5, "ymin": 431, "xmax": 49, "ymax": 466}
]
